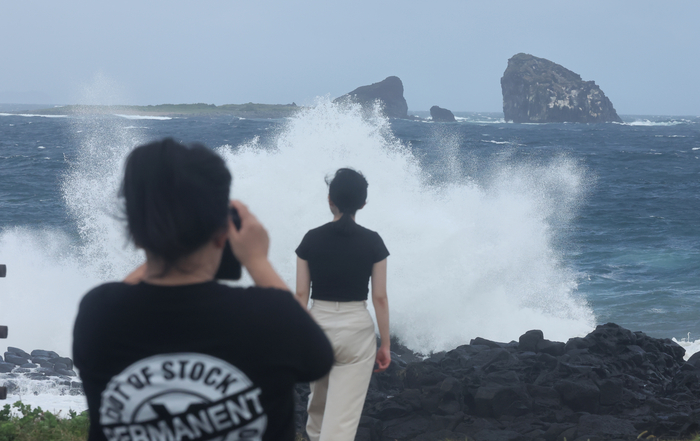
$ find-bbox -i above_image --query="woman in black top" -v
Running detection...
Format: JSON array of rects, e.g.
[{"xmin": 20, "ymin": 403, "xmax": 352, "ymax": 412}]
[
  {"xmin": 295, "ymin": 168, "xmax": 390, "ymax": 441},
  {"xmin": 73, "ymin": 138, "xmax": 333, "ymax": 441}
]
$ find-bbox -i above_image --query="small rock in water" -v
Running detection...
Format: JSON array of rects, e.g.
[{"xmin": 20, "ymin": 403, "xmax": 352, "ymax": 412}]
[{"xmin": 430, "ymin": 105, "xmax": 456, "ymax": 122}]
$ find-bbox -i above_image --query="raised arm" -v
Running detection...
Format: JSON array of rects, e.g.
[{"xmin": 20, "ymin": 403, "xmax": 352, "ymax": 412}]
[
  {"xmin": 295, "ymin": 257, "xmax": 311, "ymax": 309},
  {"xmin": 371, "ymin": 258, "xmax": 391, "ymax": 373},
  {"xmin": 228, "ymin": 200, "xmax": 289, "ymax": 291}
]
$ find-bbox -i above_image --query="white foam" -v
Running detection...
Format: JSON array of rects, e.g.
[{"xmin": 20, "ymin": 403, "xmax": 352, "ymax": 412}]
[
  {"xmin": 0, "ymin": 115, "xmax": 145, "ymax": 356},
  {"xmin": 0, "ymin": 113, "xmax": 68, "ymax": 118},
  {"xmin": 113, "ymin": 114, "xmax": 172, "ymax": 121},
  {"xmin": 626, "ymin": 119, "xmax": 685, "ymax": 127},
  {"xmin": 218, "ymin": 98, "xmax": 595, "ymax": 353},
  {"xmin": 0, "ymin": 372, "xmax": 87, "ymax": 417},
  {"xmin": 673, "ymin": 334, "xmax": 700, "ymax": 360}
]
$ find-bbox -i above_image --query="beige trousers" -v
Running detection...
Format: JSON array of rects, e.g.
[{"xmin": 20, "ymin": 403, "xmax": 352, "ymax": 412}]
[{"xmin": 306, "ymin": 300, "xmax": 377, "ymax": 441}]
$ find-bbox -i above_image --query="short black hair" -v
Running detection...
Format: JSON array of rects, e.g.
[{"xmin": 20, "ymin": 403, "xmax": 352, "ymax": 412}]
[{"xmin": 120, "ymin": 138, "xmax": 231, "ymax": 271}]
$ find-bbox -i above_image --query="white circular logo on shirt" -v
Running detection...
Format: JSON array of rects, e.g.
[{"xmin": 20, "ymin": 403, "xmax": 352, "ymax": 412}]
[{"xmin": 100, "ymin": 353, "xmax": 267, "ymax": 441}]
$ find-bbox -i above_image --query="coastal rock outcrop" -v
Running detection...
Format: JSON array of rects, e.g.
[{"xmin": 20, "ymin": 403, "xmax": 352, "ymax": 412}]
[
  {"xmin": 335, "ymin": 76, "xmax": 409, "ymax": 119},
  {"xmin": 430, "ymin": 106, "xmax": 456, "ymax": 122},
  {"xmin": 294, "ymin": 323, "xmax": 700, "ymax": 440},
  {"xmin": 501, "ymin": 53, "xmax": 622, "ymax": 123},
  {"xmin": 0, "ymin": 347, "xmax": 83, "ymax": 397}
]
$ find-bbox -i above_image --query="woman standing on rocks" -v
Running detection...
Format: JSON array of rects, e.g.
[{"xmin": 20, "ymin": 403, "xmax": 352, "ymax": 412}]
[
  {"xmin": 73, "ymin": 138, "xmax": 333, "ymax": 441},
  {"xmin": 295, "ymin": 168, "xmax": 391, "ymax": 441}
]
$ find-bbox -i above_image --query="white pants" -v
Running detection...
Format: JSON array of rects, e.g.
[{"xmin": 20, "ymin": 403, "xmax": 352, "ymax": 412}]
[{"xmin": 306, "ymin": 300, "xmax": 377, "ymax": 441}]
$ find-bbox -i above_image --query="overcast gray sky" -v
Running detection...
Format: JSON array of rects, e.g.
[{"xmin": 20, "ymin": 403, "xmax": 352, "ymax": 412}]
[{"xmin": 2, "ymin": 1, "xmax": 698, "ymax": 115}]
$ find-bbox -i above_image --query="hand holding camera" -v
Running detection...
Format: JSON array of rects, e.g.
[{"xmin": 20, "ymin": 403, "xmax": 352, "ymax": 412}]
[
  {"xmin": 223, "ymin": 200, "xmax": 287, "ymax": 290},
  {"xmin": 227, "ymin": 200, "xmax": 270, "ymax": 267}
]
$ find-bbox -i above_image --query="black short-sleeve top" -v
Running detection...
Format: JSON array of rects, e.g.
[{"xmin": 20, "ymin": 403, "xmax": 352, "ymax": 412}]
[
  {"xmin": 73, "ymin": 282, "xmax": 333, "ymax": 441},
  {"xmin": 296, "ymin": 221, "xmax": 389, "ymax": 301}
]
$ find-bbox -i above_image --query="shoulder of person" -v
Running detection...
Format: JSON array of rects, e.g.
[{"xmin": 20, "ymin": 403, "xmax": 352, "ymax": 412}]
[
  {"xmin": 307, "ymin": 222, "xmax": 336, "ymax": 235},
  {"xmin": 80, "ymin": 282, "xmax": 127, "ymax": 305},
  {"xmin": 355, "ymin": 223, "xmax": 382, "ymax": 237}
]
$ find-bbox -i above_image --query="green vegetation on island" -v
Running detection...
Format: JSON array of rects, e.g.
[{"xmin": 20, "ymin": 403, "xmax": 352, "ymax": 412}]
[{"xmin": 25, "ymin": 102, "xmax": 301, "ymax": 119}]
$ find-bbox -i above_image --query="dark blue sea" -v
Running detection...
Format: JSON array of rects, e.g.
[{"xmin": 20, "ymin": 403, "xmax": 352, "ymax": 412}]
[{"xmin": 1, "ymin": 103, "xmax": 699, "ymax": 364}]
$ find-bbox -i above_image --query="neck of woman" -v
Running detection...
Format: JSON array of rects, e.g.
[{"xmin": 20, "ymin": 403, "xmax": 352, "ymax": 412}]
[
  {"xmin": 141, "ymin": 244, "xmax": 222, "ymax": 286},
  {"xmin": 333, "ymin": 212, "xmax": 355, "ymax": 222}
]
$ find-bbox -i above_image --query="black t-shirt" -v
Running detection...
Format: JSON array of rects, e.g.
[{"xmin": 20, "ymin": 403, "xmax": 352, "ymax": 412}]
[
  {"xmin": 73, "ymin": 281, "xmax": 333, "ymax": 441},
  {"xmin": 295, "ymin": 222, "xmax": 389, "ymax": 301}
]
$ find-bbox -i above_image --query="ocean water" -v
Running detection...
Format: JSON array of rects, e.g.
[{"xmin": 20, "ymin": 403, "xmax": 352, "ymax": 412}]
[{"xmin": 0, "ymin": 101, "xmax": 699, "ymax": 414}]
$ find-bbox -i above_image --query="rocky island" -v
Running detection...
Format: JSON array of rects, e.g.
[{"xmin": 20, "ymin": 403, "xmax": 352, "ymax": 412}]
[
  {"xmin": 430, "ymin": 106, "xmax": 456, "ymax": 122},
  {"xmin": 12, "ymin": 102, "xmax": 301, "ymax": 119},
  {"xmin": 334, "ymin": 76, "xmax": 409, "ymax": 119},
  {"xmin": 501, "ymin": 53, "xmax": 622, "ymax": 123}
]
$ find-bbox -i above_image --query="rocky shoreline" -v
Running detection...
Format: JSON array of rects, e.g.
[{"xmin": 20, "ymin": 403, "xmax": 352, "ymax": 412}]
[
  {"xmin": 295, "ymin": 323, "xmax": 700, "ymax": 441},
  {"xmin": 4, "ymin": 323, "xmax": 699, "ymax": 440},
  {"xmin": 1, "ymin": 348, "xmax": 83, "ymax": 398}
]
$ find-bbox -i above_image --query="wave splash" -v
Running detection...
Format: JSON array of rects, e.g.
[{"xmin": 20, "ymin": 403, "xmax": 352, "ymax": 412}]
[
  {"xmin": 0, "ymin": 116, "xmax": 144, "ymax": 355},
  {"xmin": 0, "ymin": 98, "xmax": 595, "ymax": 356},
  {"xmin": 218, "ymin": 98, "xmax": 596, "ymax": 353}
]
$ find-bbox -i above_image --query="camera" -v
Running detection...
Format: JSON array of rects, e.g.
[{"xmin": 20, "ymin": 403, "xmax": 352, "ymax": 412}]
[{"xmin": 214, "ymin": 207, "xmax": 242, "ymax": 280}]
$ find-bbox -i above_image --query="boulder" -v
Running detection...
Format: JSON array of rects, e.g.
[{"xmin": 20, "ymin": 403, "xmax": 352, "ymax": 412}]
[
  {"xmin": 3, "ymin": 353, "xmax": 29, "ymax": 366},
  {"xmin": 0, "ymin": 361, "xmax": 14, "ymax": 373},
  {"xmin": 50, "ymin": 356, "xmax": 74, "ymax": 370},
  {"xmin": 31, "ymin": 349, "xmax": 59, "ymax": 359},
  {"xmin": 32, "ymin": 358, "xmax": 54, "ymax": 368},
  {"xmin": 686, "ymin": 351, "xmax": 700, "ymax": 369},
  {"xmin": 7, "ymin": 347, "xmax": 31, "ymax": 359},
  {"xmin": 430, "ymin": 106, "xmax": 456, "ymax": 122},
  {"xmin": 518, "ymin": 329, "xmax": 544, "ymax": 352},
  {"xmin": 501, "ymin": 53, "xmax": 622, "ymax": 123},
  {"xmin": 334, "ymin": 76, "xmax": 408, "ymax": 119},
  {"xmin": 575, "ymin": 414, "xmax": 638, "ymax": 440}
]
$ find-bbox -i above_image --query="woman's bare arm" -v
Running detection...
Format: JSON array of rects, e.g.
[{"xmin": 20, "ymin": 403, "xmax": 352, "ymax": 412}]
[
  {"xmin": 295, "ymin": 257, "xmax": 311, "ymax": 309},
  {"xmin": 371, "ymin": 258, "xmax": 391, "ymax": 372}
]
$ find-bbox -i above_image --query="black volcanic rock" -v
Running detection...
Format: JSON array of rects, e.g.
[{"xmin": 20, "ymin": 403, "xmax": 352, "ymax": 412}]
[
  {"xmin": 501, "ymin": 53, "xmax": 622, "ymax": 123},
  {"xmin": 430, "ymin": 106, "xmax": 456, "ymax": 122},
  {"xmin": 335, "ymin": 76, "xmax": 409, "ymax": 119},
  {"xmin": 0, "ymin": 347, "xmax": 83, "ymax": 397},
  {"xmin": 294, "ymin": 323, "xmax": 700, "ymax": 440}
]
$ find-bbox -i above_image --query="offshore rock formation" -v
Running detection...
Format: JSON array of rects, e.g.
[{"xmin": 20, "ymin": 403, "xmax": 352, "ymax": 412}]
[
  {"xmin": 295, "ymin": 323, "xmax": 700, "ymax": 440},
  {"xmin": 335, "ymin": 76, "xmax": 409, "ymax": 119},
  {"xmin": 430, "ymin": 106, "xmax": 456, "ymax": 122},
  {"xmin": 501, "ymin": 53, "xmax": 622, "ymax": 123}
]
